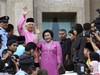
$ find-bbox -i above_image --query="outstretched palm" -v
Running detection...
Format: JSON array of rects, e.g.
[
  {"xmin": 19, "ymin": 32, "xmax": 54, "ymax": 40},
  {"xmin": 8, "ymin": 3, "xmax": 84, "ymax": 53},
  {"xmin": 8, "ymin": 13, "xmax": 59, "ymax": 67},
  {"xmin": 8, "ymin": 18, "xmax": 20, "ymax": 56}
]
[
  {"xmin": 36, "ymin": 29, "xmax": 40, "ymax": 34},
  {"xmin": 22, "ymin": 7, "xmax": 28, "ymax": 15}
]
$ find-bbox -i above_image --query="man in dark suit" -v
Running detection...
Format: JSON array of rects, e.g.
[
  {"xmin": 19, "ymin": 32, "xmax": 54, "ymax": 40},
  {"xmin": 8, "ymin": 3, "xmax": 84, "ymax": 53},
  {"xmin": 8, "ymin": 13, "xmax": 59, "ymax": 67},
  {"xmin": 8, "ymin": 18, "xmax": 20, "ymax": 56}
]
[
  {"xmin": 72, "ymin": 23, "xmax": 91, "ymax": 62},
  {"xmin": 58, "ymin": 29, "xmax": 71, "ymax": 63}
]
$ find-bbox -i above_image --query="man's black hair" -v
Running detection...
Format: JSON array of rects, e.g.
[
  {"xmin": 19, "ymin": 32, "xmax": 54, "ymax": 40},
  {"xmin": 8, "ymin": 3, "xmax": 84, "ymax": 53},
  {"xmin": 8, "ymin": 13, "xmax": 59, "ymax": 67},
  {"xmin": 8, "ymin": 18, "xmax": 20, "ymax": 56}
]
[
  {"xmin": 74, "ymin": 23, "xmax": 83, "ymax": 35},
  {"xmin": 6, "ymin": 24, "xmax": 14, "ymax": 32},
  {"xmin": 59, "ymin": 29, "xmax": 67, "ymax": 33},
  {"xmin": 7, "ymin": 39, "xmax": 17, "ymax": 46},
  {"xmin": 85, "ymin": 42, "xmax": 94, "ymax": 52},
  {"xmin": 25, "ymin": 42, "xmax": 37, "ymax": 51},
  {"xmin": 83, "ymin": 23, "xmax": 91, "ymax": 31},
  {"xmin": 7, "ymin": 35, "xmax": 18, "ymax": 42},
  {"xmin": 17, "ymin": 36, "xmax": 25, "ymax": 44},
  {"xmin": 2, "ymin": 49, "xmax": 8, "ymax": 56},
  {"xmin": 90, "ymin": 52, "xmax": 100, "ymax": 61}
]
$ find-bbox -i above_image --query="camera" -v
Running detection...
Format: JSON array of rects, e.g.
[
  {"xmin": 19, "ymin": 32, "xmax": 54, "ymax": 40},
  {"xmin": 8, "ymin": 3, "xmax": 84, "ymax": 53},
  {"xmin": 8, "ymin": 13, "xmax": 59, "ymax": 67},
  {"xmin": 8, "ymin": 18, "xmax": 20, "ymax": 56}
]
[
  {"xmin": 93, "ymin": 9, "xmax": 100, "ymax": 30},
  {"xmin": 97, "ymin": 9, "xmax": 100, "ymax": 14},
  {"xmin": 73, "ymin": 59, "xmax": 90, "ymax": 75},
  {"xmin": 0, "ymin": 56, "xmax": 17, "ymax": 74},
  {"xmin": 80, "ymin": 30, "xmax": 91, "ymax": 38}
]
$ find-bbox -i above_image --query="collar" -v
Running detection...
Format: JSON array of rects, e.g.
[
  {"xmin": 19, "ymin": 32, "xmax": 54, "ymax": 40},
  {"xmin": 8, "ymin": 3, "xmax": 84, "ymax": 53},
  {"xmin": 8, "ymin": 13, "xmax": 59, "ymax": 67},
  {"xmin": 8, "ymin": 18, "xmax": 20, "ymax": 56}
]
[
  {"xmin": 61, "ymin": 38, "xmax": 67, "ymax": 41},
  {"xmin": 0, "ymin": 27, "xmax": 7, "ymax": 32},
  {"xmin": 16, "ymin": 69, "xmax": 28, "ymax": 75}
]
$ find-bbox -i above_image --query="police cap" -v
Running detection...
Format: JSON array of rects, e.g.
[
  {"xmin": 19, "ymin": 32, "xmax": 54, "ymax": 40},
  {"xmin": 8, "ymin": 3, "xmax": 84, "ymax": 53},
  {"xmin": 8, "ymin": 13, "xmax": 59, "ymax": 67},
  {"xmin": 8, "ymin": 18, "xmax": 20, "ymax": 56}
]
[{"xmin": 0, "ymin": 16, "xmax": 9, "ymax": 23}]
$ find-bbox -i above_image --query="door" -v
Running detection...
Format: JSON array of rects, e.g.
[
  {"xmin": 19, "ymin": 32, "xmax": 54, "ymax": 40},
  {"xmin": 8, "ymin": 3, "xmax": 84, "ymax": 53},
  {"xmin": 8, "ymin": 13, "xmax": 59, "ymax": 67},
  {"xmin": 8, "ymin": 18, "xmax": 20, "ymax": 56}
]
[{"xmin": 42, "ymin": 12, "xmax": 76, "ymax": 41}]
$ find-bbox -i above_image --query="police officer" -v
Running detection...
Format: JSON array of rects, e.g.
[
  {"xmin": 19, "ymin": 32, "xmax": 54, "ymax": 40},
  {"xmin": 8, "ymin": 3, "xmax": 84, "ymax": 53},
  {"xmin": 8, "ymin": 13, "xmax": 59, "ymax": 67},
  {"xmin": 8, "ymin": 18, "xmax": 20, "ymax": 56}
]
[
  {"xmin": 0, "ymin": 16, "xmax": 9, "ymax": 57},
  {"xmin": 0, "ymin": 35, "xmax": 2, "ymax": 49}
]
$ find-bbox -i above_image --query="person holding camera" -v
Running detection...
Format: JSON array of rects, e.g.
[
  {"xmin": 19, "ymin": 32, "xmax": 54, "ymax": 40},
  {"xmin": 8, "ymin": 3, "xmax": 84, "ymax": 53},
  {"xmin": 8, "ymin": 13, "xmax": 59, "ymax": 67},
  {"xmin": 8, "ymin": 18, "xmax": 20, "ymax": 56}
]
[
  {"xmin": 87, "ymin": 37, "xmax": 100, "ymax": 55},
  {"xmin": 92, "ymin": 32, "xmax": 100, "ymax": 42},
  {"xmin": 0, "ymin": 39, "xmax": 18, "ymax": 74},
  {"xmin": 90, "ymin": 23, "xmax": 100, "ymax": 48}
]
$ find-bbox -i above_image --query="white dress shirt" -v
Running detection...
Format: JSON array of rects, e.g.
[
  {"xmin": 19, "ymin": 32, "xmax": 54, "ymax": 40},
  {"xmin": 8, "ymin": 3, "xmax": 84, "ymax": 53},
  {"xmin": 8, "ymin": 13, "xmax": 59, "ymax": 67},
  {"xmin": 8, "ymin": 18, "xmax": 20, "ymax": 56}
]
[{"xmin": 15, "ymin": 69, "xmax": 28, "ymax": 75}]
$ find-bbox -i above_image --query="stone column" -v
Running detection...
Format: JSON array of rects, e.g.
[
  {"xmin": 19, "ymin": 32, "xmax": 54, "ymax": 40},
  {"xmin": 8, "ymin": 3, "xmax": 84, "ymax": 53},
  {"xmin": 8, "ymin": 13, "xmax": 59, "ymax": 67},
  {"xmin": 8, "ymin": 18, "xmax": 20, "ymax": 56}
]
[
  {"xmin": 0, "ymin": 0, "xmax": 7, "ymax": 16},
  {"xmin": 84, "ymin": 0, "xmax": 90, "ymax": 23}
]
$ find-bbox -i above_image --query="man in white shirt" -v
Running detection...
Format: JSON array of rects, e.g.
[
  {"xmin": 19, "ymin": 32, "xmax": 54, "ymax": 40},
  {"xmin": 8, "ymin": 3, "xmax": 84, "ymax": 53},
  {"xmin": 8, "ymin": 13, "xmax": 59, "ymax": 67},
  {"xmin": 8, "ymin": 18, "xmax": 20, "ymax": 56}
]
[
  {"xmin": 15, "ymin": 69, "xmax": 28, "ymax": 75},
  {"xmin": 14, "ymin": 36, "xmax": 25, "ymax": 56}
]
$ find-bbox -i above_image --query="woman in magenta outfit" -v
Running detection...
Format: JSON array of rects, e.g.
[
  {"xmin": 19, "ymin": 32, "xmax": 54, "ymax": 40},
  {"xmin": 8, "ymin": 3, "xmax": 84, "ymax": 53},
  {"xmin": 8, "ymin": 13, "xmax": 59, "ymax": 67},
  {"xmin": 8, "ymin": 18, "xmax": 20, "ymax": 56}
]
[{"xmin": 37, "ymin": 29, "xmax": 62, "ymax": 75}]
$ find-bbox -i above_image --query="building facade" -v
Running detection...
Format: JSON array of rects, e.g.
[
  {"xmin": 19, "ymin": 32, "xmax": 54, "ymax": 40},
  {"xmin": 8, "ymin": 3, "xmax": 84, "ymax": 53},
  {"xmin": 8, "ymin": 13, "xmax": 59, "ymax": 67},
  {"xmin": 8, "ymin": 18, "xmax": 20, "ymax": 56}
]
[{"xmin": 0, "ymin": 0, "xmax": 100, "ymax": 39}]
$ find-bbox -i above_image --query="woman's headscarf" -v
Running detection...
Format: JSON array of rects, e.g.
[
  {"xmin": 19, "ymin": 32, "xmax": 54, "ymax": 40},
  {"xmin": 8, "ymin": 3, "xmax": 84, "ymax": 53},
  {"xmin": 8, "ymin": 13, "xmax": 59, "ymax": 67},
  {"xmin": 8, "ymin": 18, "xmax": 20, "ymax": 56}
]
[{"xmin": 90, "ymin": 61, "xmax": 99, "ymax": 75}]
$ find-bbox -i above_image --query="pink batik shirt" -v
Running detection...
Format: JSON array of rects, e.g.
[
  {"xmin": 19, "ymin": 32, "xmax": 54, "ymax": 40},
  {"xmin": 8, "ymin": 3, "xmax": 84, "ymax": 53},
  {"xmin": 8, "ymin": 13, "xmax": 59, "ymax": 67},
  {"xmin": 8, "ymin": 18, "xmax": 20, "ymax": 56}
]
[{"xmin": 17, "ymin": 15, "xmax": 37, "ymax": 44}]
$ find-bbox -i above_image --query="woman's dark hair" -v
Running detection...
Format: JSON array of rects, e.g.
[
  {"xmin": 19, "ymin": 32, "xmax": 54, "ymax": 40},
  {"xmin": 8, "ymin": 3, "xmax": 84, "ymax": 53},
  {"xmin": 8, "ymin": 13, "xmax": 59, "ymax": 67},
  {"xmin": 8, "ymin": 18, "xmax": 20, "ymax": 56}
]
[
  {"xmin": 42, "ymin": 29, "xmax": 54, "ymax": 39},
  {"xmin": 7, "ymin": 39, "xmax": 17, "ymax": 46},
  {"xmin": 25, "ymin": 42, "xmax": 37, "ymax": 51},
  {"xmin": 74, "ymin": 23, "xmax": 83, "ymax": 35}
]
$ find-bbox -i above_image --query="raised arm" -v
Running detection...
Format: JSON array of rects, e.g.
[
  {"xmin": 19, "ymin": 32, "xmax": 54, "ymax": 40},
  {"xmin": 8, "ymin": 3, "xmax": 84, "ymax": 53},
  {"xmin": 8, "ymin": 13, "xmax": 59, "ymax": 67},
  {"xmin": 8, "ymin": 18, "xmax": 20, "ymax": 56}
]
[
  {"xmin": 87, "ymin": 37, "xmax": 99, "ymax": 51},
  {"xmin": 17, "ymin": 7, "xmax": 28, "ymax": 36},
  {"xmin": 93, "ymin": 32, "xmax": 100, "ymax": 42}
]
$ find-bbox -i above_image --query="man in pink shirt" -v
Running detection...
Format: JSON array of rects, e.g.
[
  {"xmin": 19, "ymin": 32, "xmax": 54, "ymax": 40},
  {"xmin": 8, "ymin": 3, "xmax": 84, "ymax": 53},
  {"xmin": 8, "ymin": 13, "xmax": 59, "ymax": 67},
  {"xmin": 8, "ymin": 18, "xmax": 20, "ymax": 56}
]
[
  {"xmin": 17, "ymin": 7, "xmax": 40, "ymax": 63},
  {"xmin": 17, "ymin": 7, "xmax": 38, "ymax": 44}
]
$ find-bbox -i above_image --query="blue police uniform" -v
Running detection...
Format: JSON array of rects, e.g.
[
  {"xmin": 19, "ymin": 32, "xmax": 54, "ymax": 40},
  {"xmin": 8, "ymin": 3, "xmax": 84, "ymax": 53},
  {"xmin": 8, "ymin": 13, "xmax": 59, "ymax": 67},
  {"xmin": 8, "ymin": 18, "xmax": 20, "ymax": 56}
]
[
  {"xmin": 0, "ymin": 16, "xmax": 9, "ymax": 57},
  {"xmin": 0, "ymin": 28, "xmax": 8, "ymax": 56}
]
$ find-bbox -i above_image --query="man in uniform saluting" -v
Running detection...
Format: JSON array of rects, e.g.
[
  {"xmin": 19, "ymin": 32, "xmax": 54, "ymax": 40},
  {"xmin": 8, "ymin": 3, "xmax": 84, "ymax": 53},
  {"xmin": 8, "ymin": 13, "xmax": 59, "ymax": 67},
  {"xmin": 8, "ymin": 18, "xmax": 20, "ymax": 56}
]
[{"xmin": 0, "ymin": 16, "xmax": 9, "ymax": 57}]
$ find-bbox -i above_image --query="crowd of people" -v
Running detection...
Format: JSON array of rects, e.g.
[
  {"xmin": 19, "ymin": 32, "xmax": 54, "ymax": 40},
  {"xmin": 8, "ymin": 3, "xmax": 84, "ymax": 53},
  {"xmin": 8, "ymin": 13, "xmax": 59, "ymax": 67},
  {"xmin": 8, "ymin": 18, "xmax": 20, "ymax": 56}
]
[{"xmin": 0, "ymin": 7, "xmax": 100, "ymax": 75}]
